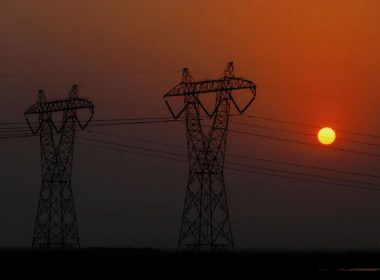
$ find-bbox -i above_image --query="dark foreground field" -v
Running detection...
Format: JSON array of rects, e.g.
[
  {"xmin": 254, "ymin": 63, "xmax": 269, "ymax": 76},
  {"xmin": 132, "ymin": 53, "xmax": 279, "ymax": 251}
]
[{"xmin": 1, "ymin": 248, "xmax": 380, "ymax": 277}]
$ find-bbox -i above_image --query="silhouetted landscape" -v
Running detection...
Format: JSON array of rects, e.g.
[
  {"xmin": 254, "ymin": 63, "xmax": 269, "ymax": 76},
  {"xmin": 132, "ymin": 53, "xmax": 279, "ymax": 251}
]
[{"xmin": 1, "ymin": 248, "xmax": 380, "ymax": 276}]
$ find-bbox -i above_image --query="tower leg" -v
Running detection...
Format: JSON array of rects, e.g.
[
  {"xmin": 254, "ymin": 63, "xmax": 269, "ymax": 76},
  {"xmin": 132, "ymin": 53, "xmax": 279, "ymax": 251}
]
[
  {"xmin": 32, "ymin": 113, "xmax": 80, "ymax": 249},
  {"xmin": 178, "ymin": 90, "xmax": 234, "ymax": 251}
]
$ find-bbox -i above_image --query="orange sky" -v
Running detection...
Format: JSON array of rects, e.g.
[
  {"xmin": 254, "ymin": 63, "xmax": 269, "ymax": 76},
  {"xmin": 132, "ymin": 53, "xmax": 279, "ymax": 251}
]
[{"xmin": 1, "ymin": 1, "xmax": 380, "ymax": 129}]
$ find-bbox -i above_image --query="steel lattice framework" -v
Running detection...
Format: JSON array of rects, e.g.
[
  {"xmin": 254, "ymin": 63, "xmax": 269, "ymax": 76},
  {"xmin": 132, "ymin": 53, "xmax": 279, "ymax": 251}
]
[
  {"xmin": 164, "ymin": 62, "xmax": 256, "ymax": 251},
  {"xmin": 25, "ymin": 85, "xmax": 94, "ymax": 249}
]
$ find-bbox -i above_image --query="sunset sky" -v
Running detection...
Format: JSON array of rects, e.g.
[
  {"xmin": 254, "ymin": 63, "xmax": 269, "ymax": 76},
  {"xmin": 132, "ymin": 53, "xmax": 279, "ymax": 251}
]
[{"xmin": 1, "ymin": 0, "xmax": 380, "ymax": 249}]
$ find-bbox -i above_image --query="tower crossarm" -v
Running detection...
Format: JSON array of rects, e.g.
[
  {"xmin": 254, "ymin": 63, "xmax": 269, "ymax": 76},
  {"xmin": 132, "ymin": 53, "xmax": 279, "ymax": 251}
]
[
  {"xmin": 24, "ymin": 98, "xmax": 94, "ymax": 115},
  {"xmin": 164, "ymin": 77, "xmax": 256, "ymax": 97},
  {"xmin": 25, "ymin": 86, "xmax": 95, "ymax": 135}
]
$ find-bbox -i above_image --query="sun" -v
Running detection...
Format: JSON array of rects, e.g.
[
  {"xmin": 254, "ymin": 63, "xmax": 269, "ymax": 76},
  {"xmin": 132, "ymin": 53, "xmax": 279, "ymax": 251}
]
[{"xmin": 318, "ymin": 127, "xmax": 336, "ymax": 145}]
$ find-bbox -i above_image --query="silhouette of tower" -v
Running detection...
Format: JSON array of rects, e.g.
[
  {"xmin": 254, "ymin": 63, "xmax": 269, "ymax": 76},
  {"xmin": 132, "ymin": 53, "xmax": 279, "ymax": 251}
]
[
  {"xmin": 164, "ymin": 62, "xmax": 257, "ymax": 251},
  {"xmin": 25, "ymin": 85, "xmax": 94, "ymax": 249}
]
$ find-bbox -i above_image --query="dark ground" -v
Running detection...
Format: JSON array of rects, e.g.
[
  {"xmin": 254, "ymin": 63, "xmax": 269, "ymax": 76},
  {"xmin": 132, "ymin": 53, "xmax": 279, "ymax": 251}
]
[{"xmin": 1, "ymin": 248, "xmax": 380, "ymax": 278}]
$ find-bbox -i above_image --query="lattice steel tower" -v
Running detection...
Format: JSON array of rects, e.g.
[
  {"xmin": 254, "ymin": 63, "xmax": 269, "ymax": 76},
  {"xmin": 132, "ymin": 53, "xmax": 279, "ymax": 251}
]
[
  {"xmin": 25, "ymin": 85, "xmax": 94, "ymax": 249},
  {"xmin": 164, "ymin": 62, "xmax": 257, "ymax": 251}
]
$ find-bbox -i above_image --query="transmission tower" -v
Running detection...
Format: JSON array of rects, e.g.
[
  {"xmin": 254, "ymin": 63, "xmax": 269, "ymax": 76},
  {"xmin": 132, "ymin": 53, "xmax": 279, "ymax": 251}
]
[
  {"xmin": 25, "ymin": 85, "xmax": 94, "ymax": 249},
  {"xmin": 164, "ymin": 62, "xmax": 257, "ymax": 251}
]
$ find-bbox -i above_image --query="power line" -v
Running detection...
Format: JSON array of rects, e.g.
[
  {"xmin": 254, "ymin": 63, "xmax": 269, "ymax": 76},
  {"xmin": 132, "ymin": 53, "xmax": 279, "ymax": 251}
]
[
  {"xmin": 3, "ymin": 111, "xmax": 379, "ymax": 140},
  {"xmin": 0, "ymin": 116, "xmax": 176, "ymax": 126},
  {"xmin": 231, "ymin": 121, "xmax": 380, "ymax": 147},
  {"xmin": 86, "ymin": 130, "xmax": 184, "ymax": 149},
  {"xmin": 84, "ymin": 117, "xmax": 380, "ymax": 152},
  {"xmin": 85, "ymin": 129, "xmax": 380, "ymax": 179},
  {"xmin": 0, "ymin": 134, "xmax": 33, "ymax": 140},
  {"xmin": 90, "ymin": 119, "xmax": 182, "ymax": 127},
  {"xmin": 0, "ymin": 70, "xmax": 179, "ymax": 78},
  {"xmin": 2, "ymin": 112, "xmax": 380, "ymax": 141},
  {"xmin": 77, "ymin": 140, "xmax": 380, "ymax": 193},
  {"xmin": 225, "ymin": 161, "xmax": 380, "ymax": 188},
  {"xmin": 228, "ymin": 128, "xmax": 380, "ymax": 158},
  {"xmin": 88, "ymin": 115, "xmax": 218, "ymax": 127},
  {"xmin": 92, "ymin": 116, "xmax": 173, "ymax": 122},
  {"xmin": 77, "ymin": 141, "xmax": 186, "ymax": 163},
  {"xmin": 77, "ymin": 136, "xmax": 185, "ymax": 158},
  {"xmin": 246, "ymin": 115, "xmax": 380, "ymax": 139},
  {"xmin": 78, "ymin": 136, "xmax": 380, "ymax": 189},
  {"xmin": 0, "ymin": 128, "xmax": 31, "ymax": 133},
  {"xmin": 2, "ymin": 116, "xmax": 379, "ymax": 152},
  {"xmin": 2, "ymin": 114, "xmax": 380, "ymax": 159},
  {"xmin": 0, "ymin": 118, "xmax": 184, "ymax": 133},
  {"xmin": 226, "ymin": 167, "xmax": 380, "ymax": 192},
  {"xmin": 0, "ymin": 115, "xmax": 209, "ymax": 128},
  {"xmin": 3, "ymin": 116, "xmax": 380, "ymax": 159},
  {"xmin": 227, "ymin": 153, "xmax": 380, "ymax": 179}
]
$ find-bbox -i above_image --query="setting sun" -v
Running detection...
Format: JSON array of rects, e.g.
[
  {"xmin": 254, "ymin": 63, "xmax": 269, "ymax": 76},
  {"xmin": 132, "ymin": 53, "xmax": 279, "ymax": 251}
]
[{"xmin": 318, "ymin": 127, "xmax": 336, "ymax": 145}]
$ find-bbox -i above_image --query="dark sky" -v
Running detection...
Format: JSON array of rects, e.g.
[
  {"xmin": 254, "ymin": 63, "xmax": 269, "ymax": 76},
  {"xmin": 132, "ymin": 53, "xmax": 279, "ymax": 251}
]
[{"xmin": 1, "ymin": 0, "xmax": 380, "ymax": 250}]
